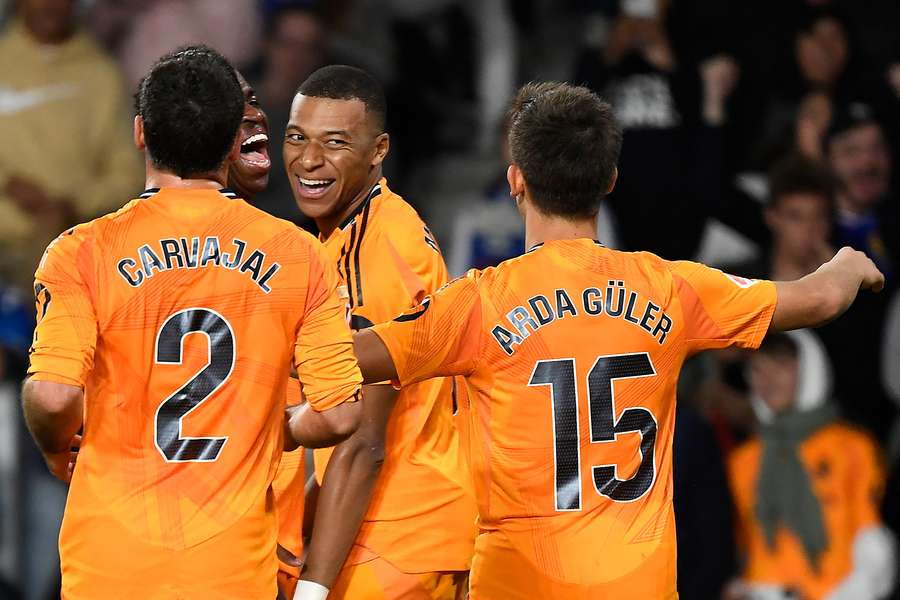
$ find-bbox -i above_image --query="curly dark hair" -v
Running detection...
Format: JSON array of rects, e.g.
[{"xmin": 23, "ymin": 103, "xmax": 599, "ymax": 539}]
[{"xmin": 134, "ymin": 45, "xmax": 243, "ymax": 178}]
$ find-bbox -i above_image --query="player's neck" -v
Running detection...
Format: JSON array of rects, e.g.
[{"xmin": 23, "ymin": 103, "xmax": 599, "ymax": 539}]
[
  {"xmin": 145, "ymin": 167, "xmax": 228, "ymax": 191},
  {"xmin": 524, "ymin": 209, "xmax": 598, "ymax": 250},
  {"xmin": 316, "ymin": 168, "xmax": 382, "ymax": 238}
]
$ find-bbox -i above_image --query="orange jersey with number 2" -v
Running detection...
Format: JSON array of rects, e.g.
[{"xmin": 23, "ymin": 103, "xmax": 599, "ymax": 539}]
[
  {"xmin": 28, "ymin": 188, "xmax": 362, "ymax": 600},
  {"xmin": 373, "ymin": 239, "xmax": 777, "ymax": 599}
]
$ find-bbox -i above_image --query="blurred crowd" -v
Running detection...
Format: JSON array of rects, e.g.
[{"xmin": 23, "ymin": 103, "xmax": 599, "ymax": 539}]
[{"xmin": 1, "ymin": 0, "xmax": 899, "ymax": 598}]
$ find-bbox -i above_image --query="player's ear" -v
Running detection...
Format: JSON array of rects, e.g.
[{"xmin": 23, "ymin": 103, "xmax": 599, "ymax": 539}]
[
  {"xmin": 606, "ymin": 166, "xmax": 619, "ymax": 195},
  {"xmin": 371, "ymin": 132, "xmax": 389, "ymax": 167},
  {"xmin": 133, "ymin": 115, "xmax": 146, "ymax": 151},
  {"xmin": 507, "ymin": 164, "xmax": 525, "ymax": 199}
]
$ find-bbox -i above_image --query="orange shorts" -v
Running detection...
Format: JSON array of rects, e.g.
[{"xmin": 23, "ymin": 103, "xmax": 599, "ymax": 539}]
[
  {"xmin": 468, "ymin": 530, "xmax": 677, "ymax": 600},
  {"xmin": 328, "ymin": 550, "xmax": 468, "ymax": 600}
]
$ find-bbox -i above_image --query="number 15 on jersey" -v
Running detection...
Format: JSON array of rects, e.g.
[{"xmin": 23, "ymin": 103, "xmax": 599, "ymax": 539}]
[{"xmin": 528, "ymin": 353, "xmax": 658, "ymax": 511}]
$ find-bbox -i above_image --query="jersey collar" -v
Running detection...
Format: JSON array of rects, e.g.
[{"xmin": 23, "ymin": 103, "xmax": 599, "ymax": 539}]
[
  {"xmin": 138, "ymin": 187, "xmax": 238, "ymax": 199},
  {"xmin": 337, "ymin": 182, "xmax": 383, "ymax": 231}
]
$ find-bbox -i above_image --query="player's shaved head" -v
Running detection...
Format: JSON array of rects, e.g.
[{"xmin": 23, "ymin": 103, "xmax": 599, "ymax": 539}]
[
  {"xmin": 297, "ymin": 65, "xmax": 386, "ymax": 133},
  {"xmin": 508, "ymin": 82, "xmax": 622, "ymax": 220},
  {"xmin": 135, "ymin": 45, "xmax": 243, "ymax": 178}
]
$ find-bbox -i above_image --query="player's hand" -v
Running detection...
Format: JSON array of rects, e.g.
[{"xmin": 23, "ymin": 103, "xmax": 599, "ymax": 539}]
[
  {"xmin": 44, "ymin": 434, "xmax": 81, "ymax": 483},
  {"xmin": 277, "ymin": 543, "xmax": 304, "ymax": 568},
  {"xmin": 831, "ymin": 246, "xmax": 885, "ymax": 293}
]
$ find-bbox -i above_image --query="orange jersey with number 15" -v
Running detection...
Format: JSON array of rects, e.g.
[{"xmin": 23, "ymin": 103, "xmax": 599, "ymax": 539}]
[
  {"xmin": 28, "ymin": 187, "xmax": 362, "ymax": 600},
  {"xmin": 372, "ymin": 239, "xmax": 777, "ymax": 599}
]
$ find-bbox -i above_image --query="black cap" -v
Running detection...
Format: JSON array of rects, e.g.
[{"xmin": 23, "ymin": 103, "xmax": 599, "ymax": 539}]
[{"xmin": 824, "ymin": 101, "xmax": 879, "ymax": 147}]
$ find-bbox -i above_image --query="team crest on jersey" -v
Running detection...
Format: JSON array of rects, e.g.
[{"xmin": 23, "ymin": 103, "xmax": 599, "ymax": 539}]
[{"xmin": 722, "ymin": 272, "xmax": 758, "ymax": 288}]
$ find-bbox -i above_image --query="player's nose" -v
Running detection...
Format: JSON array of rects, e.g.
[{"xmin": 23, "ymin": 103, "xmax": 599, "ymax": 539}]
[{"xmin": 301, "ymin": 140, "xmax": 325, "ymax": 170}]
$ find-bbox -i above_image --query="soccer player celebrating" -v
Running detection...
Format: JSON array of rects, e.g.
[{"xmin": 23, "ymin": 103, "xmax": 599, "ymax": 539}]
[
  {"xmin": 351, "ymin": 82, "xmax": 885, "ymax": 599},
  {"xmin": 22, "ymin": 46, "xmax": 363, "ymax": 598},
  {"xmin": 228, "ymin": 70, "xmax": 272, "ymax": 201},
  {"xmin": 285, "ymin": 65, "xmax": 476, "ymax": 600}
]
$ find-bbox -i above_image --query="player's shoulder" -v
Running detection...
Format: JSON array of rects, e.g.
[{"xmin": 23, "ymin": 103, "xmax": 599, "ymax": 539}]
[
  {"xmin": 372, "ymin": 180, "xmax": 437, "ymax": 242},
  {"xmin": 231, "ymin": 197, "xmax": 318, "ymax": 247},
  {"xmin": 368, "ymin": 179, "xmax": 444, "ymax": 260}
]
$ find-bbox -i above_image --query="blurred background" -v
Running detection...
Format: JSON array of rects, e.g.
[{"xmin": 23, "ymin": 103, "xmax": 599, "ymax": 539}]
[{"xmin": 1, "ymin": 0, "xmax": 899, "ymax": 598}]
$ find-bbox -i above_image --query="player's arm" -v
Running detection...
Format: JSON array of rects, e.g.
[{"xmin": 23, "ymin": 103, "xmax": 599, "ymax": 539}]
[
  {"xmin": 21, "ymin": 379, "xmax": 83, "ymax": 482},
  {"xmin": 771, "ymin": 247, "xmax": 884, "ymax": 331},
  {"xmin": 298, "ymin": 383, "xmax": 395, "ymax": 594},
  {"xmin": 25, "ymin": 230, "xmax": 97, "ymax": 482},
  {"xmin": 286, "ymin": 399, "xmax": 360, "ymax": 449},
  {"xmin": 353, "ymin": 328, "xmax": 399, "ymax": 383},
  {"xmin": 287, "ymin": 242, "xmax": 364, "ymax": 449},
  {"xmin": 296, "ymin": 275, "xmax": 483, "ymax": 597}
]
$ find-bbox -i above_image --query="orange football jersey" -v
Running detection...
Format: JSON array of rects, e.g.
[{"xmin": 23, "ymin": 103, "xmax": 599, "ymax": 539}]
[
  {"xmin": 729, "ymin": 423, "xmax": 884, "ymax": 599},
  {"xmin": 312, "ymin": 178, "xmax": 477, "ymax": 574},
  {"xmin": 28, "ymin": 187, "xmax": 362, "ymax": 599},
  {"xmin": 372, "ymin": 238, "xmax": 777, "ymax": 599}
]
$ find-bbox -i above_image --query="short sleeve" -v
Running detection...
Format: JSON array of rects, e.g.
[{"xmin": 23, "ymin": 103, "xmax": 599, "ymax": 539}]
[
  {"xmin": 294, "ymin": 241, "xmax": 363, "ymax": 412},
  {"xmin": 669, "ymin": 261, "xmax": 777, "ymax": 353},
  {"xmin": 28, "ymin": 230, "xmax": 98, "ymax": 387},
  {"xmin": 370, "ymin": 271, "xmax": 483, "ymax": 387}
]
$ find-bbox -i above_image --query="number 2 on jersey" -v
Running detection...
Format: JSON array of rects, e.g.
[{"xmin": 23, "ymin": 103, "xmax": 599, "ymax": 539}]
[
  {"xmin": 154, "ymin": 308, "xmax": 234, "ymax": 462},
  {"xmin": 528, "ymin": 353, "xmax": 658, "ymax": 511}
]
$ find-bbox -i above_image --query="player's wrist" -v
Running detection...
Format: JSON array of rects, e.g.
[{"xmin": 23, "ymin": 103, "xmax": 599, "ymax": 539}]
[{"xmin": 293, "ymin": 579, "xmax": 329, "ymax": 600}]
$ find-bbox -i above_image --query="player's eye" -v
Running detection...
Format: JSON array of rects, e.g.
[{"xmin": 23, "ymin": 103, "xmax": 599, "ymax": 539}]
[
  {"xmin": 248, "ymin": 96, "xmax": 260, "ymax": 107},
  {"xmin": 325, "ymin": 139, "xmax": 348, "ymax": 147},
  {"xmin": 286, "ymin": 133, "xmax": 305, "ymax": 143}
]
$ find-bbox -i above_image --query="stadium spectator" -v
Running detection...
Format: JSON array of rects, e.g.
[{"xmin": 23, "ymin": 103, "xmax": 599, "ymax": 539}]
[
  {"xmin": 574, "ymin": 2, "xmax": 740, "ymax": 260},
  {"xmin": 88, "ymin": 0, "xmax": 263, "ymax": 91},
  {"xmin": 725, "ymin": 154, "xmax": 895, "ymax": 440},
  {"xmin": 824, "ymin": 102, "xmax": 897, "ymax": 277},
  {"xmin": 727, "ymin": 331, "xmax": 896, "ymax": 600},
  {"xmin": 0, "ymin": 0, "xmax": 142, "ymax": 291}
]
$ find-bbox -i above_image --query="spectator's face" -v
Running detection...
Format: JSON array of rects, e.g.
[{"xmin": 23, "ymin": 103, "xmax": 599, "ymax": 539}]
[
  {"xmin": 796, "ymin": 16, "xmax": 848, "ymax": 88},
  {"xmin": 766, "ymin": 193, "xmax": 831, "ymax": 260},
  {"xmin": 749, "ymin": 352, "xmax": 798, "ymax": 416},
  {"xmin": 266, "ymin": 11, "xmax": 326, "ymax": 88},
  {"xmin": 229, "ymin": 72, "xmax": 271, "ymax": 200},
  {"xmin": 284, "ymin": 95, "xmax": 385, "ymax": 223},
  {"xmin": 20, "ymin": 0, "xmax": 75, "ymax": 44},
  {"xmin": 828, "ymin": 123, "xmax": 891, "ymax": 212}
]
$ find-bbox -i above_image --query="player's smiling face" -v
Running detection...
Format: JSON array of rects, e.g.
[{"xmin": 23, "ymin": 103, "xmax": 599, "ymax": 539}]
[
  {"xmin": 229, "ymin": 72, "xmax": 271, "ymax": 199},
  {"xmin": 284, "ymin": 94, "xmax": 386, "ymax": 227}
]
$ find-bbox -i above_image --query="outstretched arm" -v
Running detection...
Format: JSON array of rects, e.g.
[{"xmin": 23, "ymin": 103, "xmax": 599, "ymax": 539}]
[
  {"xmin": 771, "ymin": 247, "xmax": 884, "ymax": 332},
  {"xmin": 297, "ymin": 384, "xmax": 396, "ymax": 596}
]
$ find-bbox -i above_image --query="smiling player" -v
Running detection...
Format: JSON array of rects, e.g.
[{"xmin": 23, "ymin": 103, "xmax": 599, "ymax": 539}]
[
  {"xmin": 228, "ymin": 71, "xmax": 272, "ymax": 200},
  {"xmin": 284, "ymin": 66, "xmax": 476, "ymax": 600}
]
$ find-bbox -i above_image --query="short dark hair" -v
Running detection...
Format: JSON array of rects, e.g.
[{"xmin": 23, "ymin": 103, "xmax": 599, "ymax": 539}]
[
  {"xmin": 134, "ymin": 45, "xmax": 243, "ymax": 178},
  {"xmin": 297, "ymin": 65, "xmax": 386, "ymax": 133},
  {"xmin": 768, "ymin": 154, "xmax": 837, "ymax": 212},
  {"xmin": 508, "ymin": 82, "xmax": 622, "ymax": 220}
]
